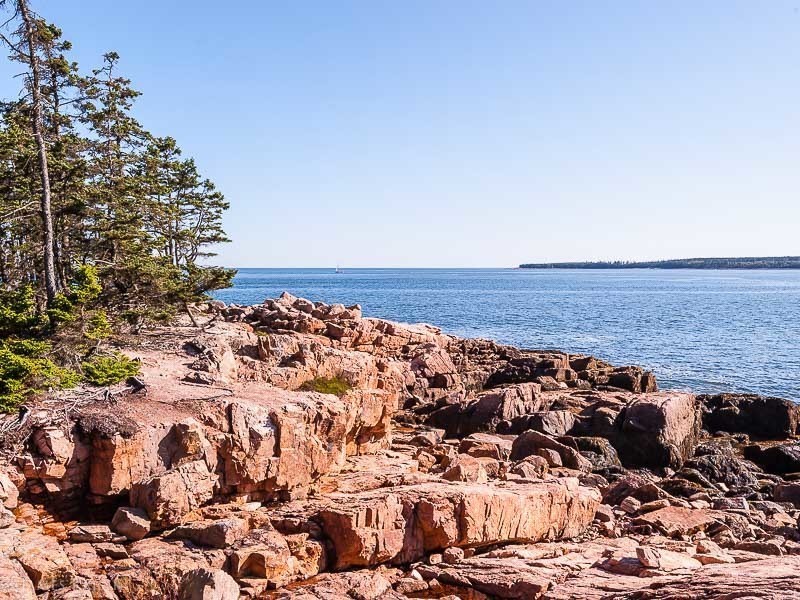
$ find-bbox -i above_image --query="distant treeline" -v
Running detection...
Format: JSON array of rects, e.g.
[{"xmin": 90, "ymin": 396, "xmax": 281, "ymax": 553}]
[{"xmin": 519, "ymin": 257, "xmax": 800, "ymax": 270}]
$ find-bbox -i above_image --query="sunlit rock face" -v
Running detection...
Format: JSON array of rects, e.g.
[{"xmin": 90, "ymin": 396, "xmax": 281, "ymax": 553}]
[{"xmin": 4, "ymin": 296, "xmax": 799, "ymax": 598}]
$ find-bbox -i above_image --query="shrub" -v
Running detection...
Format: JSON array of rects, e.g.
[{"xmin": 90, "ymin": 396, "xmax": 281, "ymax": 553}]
[
  {"xmin": 299, "ymin": 376, "xmax": 352, "ymax": 397},
  {"xmin": 0, "ymin": 339, "xmax": 79, "ymax": 412},
  {"xmin": 0, "ymin": 285, "xmax": 46, "ymax": 336},
  {"xmin": 82, "ymin": 353, "xmax": 140, "ymax": 386},
  {"xmin": 48, "ymin": 264, "xmax": 104, "ymax": 327},
  {"xmin": 84, "ymin": 310, "xmax": 113, "ymax": 341}
]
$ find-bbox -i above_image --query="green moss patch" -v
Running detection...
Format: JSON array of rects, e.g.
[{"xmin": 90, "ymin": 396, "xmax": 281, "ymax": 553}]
[{"xmin": 299, "ymin": 376, "xmax": 352, "ymax": 397}]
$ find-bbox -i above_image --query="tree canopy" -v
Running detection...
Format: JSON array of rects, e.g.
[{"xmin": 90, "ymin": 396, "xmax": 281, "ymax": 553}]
[{"xmin": 0, "ymin": 0, "xmax": 235, "ymax": 409}]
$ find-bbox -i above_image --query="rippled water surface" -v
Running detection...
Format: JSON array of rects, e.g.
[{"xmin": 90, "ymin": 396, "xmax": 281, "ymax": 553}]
[{"xmin": 213, "ymin": 269, "xmax": 800, "ymax": 400}]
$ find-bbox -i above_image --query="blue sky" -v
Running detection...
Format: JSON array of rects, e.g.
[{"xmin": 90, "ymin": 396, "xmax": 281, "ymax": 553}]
[{"xmin": 2, "ymin": 1, "xmax": 799, "ymax": 267}]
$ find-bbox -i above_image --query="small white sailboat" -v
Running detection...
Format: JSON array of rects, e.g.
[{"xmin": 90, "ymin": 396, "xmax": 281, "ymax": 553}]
[{"xmin": 335, "ymin": 265, "xmax": 343, "ymax": 274}]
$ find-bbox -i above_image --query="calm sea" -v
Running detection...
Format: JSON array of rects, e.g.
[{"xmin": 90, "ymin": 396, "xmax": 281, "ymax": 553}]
[{"xmin": 213, "ymin": 269, "xmax": 800, "ymax": 400}]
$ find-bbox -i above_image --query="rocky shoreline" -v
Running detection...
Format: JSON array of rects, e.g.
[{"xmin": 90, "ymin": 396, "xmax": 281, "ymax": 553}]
[{"xmin": 1, "ymin": 292, "xmax": 799, "ymax": 599}]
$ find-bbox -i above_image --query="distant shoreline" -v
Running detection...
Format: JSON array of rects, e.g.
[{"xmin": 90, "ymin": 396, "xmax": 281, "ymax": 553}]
[{"xmin": 519, "ymin": 256, "xmax": 800, "ymax": 270}]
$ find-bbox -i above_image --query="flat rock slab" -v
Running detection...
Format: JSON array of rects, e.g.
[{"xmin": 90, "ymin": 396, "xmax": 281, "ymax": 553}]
[
  {"xmin": 418, "ymin": 557, "xmax": 562, "ymax": 599},
  {"xmin": 317, "ymin": 479, "xmax": 601, "ymax": 569},
  {"xmin": 633, "ymin": 506, "xmax": 721, "ymax": 537},
  {"xmin": 627, "ymin": 556, "xmax": 800, "ymax": 599}
]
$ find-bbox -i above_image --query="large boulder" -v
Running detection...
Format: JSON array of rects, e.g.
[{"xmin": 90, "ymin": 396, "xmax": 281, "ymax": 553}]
[
  {"xmin": 269, "ymin": 570, "xmax": 402, "ymax": 600},
  {"xmin": 607, "ymin": 367, "xmax": 658, "ymax": 393},
  {"xmin": 316, "ymin": 479, "xmax": 600, "ymax": 569},
  {"xmin": 123, "ymin": 538, "xmax": 220, "ymax": 595},
  {"xmin": 416, "ymin": 556, "xmax": 558, "ymax": 599},
  {"xmin": 14, "ymin": 531, "xmax": 74, "ymax": 592},
  {"xmin": 571, "ymin": 436, "xmax": 622, "ymax": 471},
  {"xmin": 513, "ymin": 410, "xmax": 576, "ymax": 437},
  {"xmin": 743, "ymin": 444, "xmax": 800, "ymax": 476},
  {"xmin": 611, "ymin": 392, "xmax": 701, "ymax": 469},
  {"xmin": 0, "ymin": 470, "xmax": 19, "ymax": 510},
  {"xmin": 617, "ymin": 556, "xmax": 800, "ymax": 599},
  {"xmin": 700, "ymin": 394, "xmax": 799, "ymax": 439},
  {"xmin": 130, "ymin": 461, "xmax": 217, "ymax": 528},
  {"xmin": 510, "ymin": 430, "xmax": 593, "ymax": 472},
  {"xmin": 683, "ymin": 454, "xmax": 760, "ymax": 492},
  {"xmin": 111, "ymin": 506, "xmax": 152, "ymax": 541},
  {"xmin": 0, "ymin": 557, "xmax": 36, "ymax": 600},
  {"xmin": 179, "ymin": 568, "xmax": 240, "ymax": 600},
  {"xmin": 458, "ymin": 433, "xmax": 514, "ymax": 460},
  {"xmin": 169, "ymin": 517, "xmax": 249, "ymax": 549},
  {"xmin": 485, "ymin": 353, "xmax": 575, "ymax": 387},
  {"xmin": 229, "ymin": 529, "xmax": 296, "ymax": 587},
  {"xmin": 426, "ymin": 383, "xmax": 542, "ymax": 438},
  {"xmin": 774, "ymin": 483, "xmax": 800, "ymax": 507}
]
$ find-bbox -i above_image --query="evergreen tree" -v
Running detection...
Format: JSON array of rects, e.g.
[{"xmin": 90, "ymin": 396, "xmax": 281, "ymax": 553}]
[
  {"xmin": 0, "ymin": 0, "xmax": 235, "ymax": 409},
  {"xmin": 0, "ymin": 0, "xmax": 61, "ymax": 306}
]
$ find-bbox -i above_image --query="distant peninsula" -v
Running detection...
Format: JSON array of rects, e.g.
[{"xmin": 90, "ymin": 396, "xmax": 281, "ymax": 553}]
[{"xmin": 519, "ymin": 256, "xmax": 800, "ymax": 269}]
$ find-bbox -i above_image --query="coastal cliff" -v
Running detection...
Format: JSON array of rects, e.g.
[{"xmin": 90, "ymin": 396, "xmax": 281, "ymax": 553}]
[{"xmin": 0, "ymin": 293, "xmax": 799, "ymax": 599}]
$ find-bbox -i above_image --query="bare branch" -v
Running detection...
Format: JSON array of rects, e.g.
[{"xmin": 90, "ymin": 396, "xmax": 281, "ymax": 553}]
[{"xmin": 0, "ymin": 200, "xmax": 36, "ymax": 221}]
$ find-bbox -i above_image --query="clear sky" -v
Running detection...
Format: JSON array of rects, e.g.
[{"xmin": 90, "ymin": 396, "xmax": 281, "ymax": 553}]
[{"xmin": 2, "ymin": 1, "xmax": 799, "ymax": 267}]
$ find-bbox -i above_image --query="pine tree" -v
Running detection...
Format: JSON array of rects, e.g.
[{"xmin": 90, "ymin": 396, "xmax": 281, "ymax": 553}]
[
  {"xmin": 0, "ymin": 0, "xmax": 60, "ymax": 306},
  {"xmin": 1, "ymin": 1, "xmax": 234, "ymax": 329},
  {"xmin": 0, "ymin": 0, "xmax": 236, "ymax": 409},
  {"xmin": 78, "ymin": 52, "xmax": 148, "ymax": 284}
]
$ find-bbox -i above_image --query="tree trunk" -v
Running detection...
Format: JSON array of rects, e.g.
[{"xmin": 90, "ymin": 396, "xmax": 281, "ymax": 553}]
[{"xmin": 18, "ymin": 0, "xmax": 59, "ymax": 307}]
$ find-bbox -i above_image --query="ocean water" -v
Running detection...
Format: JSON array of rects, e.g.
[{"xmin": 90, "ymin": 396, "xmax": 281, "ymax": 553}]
[{"xmin": 213, "ymin": 268, "xmax": 800, "ymax": 400}]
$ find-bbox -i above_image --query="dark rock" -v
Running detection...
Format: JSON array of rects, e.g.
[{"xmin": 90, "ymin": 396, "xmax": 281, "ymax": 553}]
[
  {"xmin": 514, "ymin": 411, "xmax": 576, "ymax": 437},
  {"xmin": 675, "ymin": 467, "xmax": 718, "ymax": 490},
  {"xmin": 743, "ymin": 444, "xmax": 800, "ymax": 476},
  {"xmin": 510, "ymin": 430, "xmax": 592, "ymax": 472},
  {"xmin": 659, "ymin": 478, "xmax": 706, "ymax": 498},
  {"xmin": 426, "ymin": 384, "xmax": 540, "ymax": 438},
  {"xmin": 684, "ymin": 454, "xmax": 760, "ymax": 492},
  {"xmin": 608, "ymin": 367, "xmax": 658, "ymax": 393},
  {"xmin": 610, "ymin": 393, "xmax": 701, "ymax": 470},
  {"xmin": 774, "ymin": 483, "xmax": 800, "ymax": 508},
  {"xmin": 700, "ymin": 394, "xmax": 799, "ymax": 439},
  {"xmin": 602, "ymin": 473, "xmax": 655, "ymax": 506},
  {"xmin": 571, "ymin": 436, "xmax": 622, "ymax": 471}
]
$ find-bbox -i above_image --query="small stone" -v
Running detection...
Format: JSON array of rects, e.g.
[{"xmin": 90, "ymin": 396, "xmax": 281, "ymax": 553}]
[
  {"xmin": 111, "ymin": 507, "xmax": 152, "ymax": 541},
  {"xmin": 734, "ymin": 540, "xmax": 784, "ymax": 556},
  {"xmin": 636, "ymin": 546, "xmax": 702, "ymax": 571},
  {"xmin": 442, "ymin": 547, "xmax": 464, "ymax": 564},
  {"xmin": 93, "ymin": 543, "xmax": 129, "ymax": 560},
  {"xmin": 639, "ymin": 499, "xmax": 671, "ymax": 514},
  {"xmin": 69, "ymin": 524, "xmax": 114, "ymax": 543},
  {"xmin": 427, "ymin": 553, "xmax": 443, "ymax": 565},
  {"xmin": 595, "ymin": 504, "xmax": 615, "ymax": 523},
  {"xmin": 620, "ymin": 496, "xmax": 642, "ymax": 514}
]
